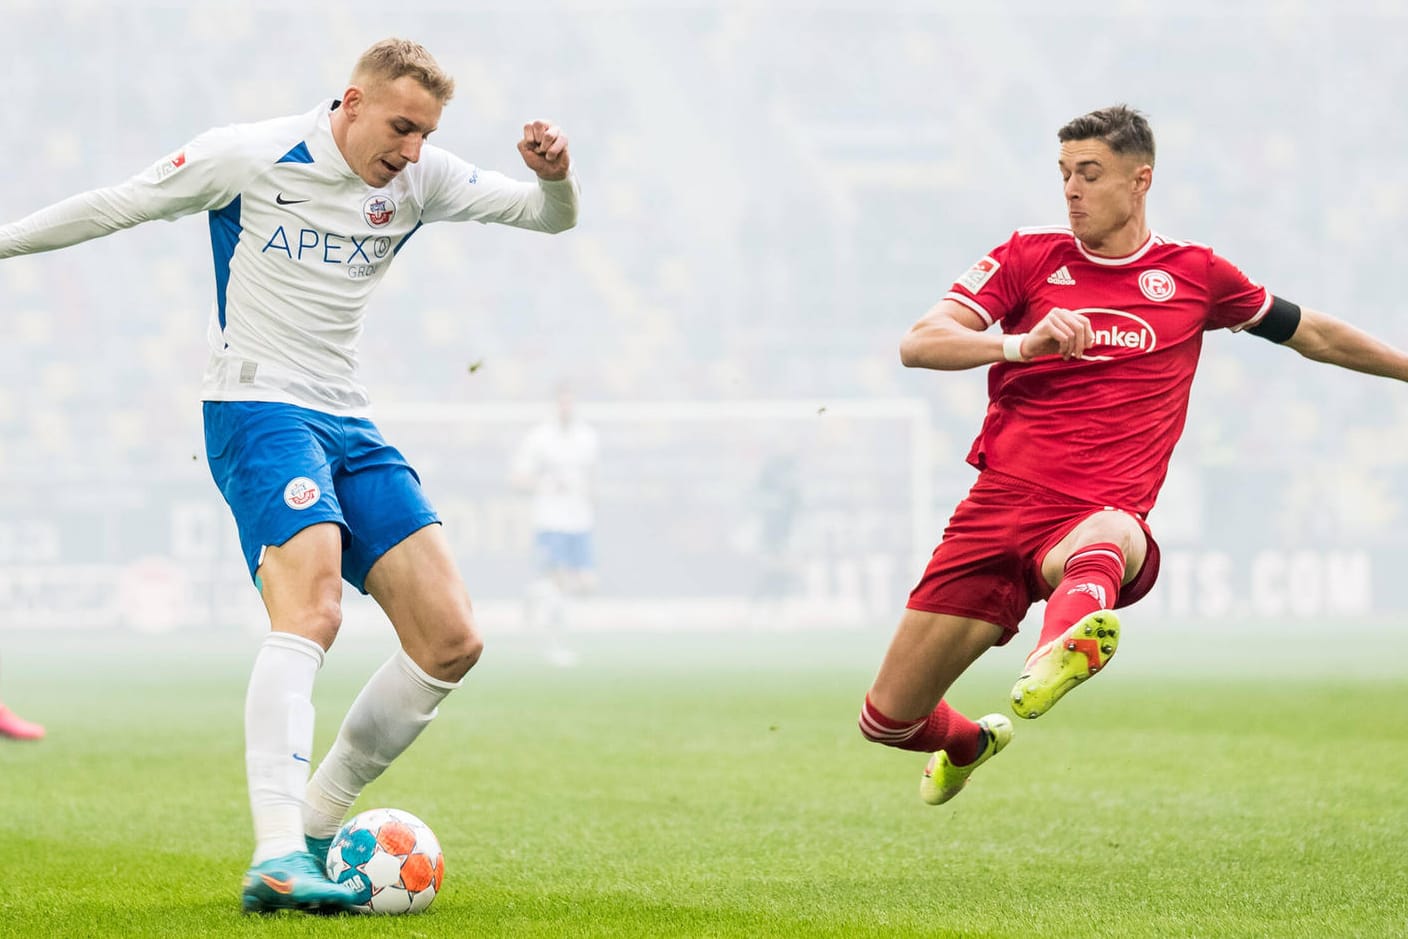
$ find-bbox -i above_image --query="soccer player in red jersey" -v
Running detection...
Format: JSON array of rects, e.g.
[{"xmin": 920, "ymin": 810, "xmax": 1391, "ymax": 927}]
[{"xmin": 858, "ymin": 104, "xmax": 1408, "ymax": 806}]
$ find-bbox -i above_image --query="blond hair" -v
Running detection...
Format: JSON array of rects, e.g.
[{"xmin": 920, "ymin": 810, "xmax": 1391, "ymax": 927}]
[{"xmin": 350, "ymin": 38, "xmax": 455, "ymax": 103}]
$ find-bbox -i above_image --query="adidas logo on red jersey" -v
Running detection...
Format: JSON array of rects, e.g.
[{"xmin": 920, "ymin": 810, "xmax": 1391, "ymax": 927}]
[{"xmin": 1046, "ymin": 266, "xmax": 1076, "ymax": 286}]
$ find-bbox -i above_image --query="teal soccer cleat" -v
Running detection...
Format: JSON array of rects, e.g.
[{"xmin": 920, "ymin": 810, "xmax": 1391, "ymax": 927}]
[
  {"xmin": 240, "ymin": 850, "xmax": 367, "ymax": 914},
  {"xmin": 306, "ymin": 834, "xmax": 334, "ymax": 869}
]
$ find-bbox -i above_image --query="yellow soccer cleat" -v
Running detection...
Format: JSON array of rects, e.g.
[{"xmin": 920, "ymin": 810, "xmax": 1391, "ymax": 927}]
[
  {"xmin": 1011, "ymin": 610, "xmax": 1120, "ymax": 720},
  {"xmin": 919, "ymin": 714, "xmax": 1013, "ymax": 806}
]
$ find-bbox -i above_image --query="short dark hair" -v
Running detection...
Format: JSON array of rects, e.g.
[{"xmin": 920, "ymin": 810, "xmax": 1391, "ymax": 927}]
[{"xmin": 1058, "ymin": 105, "xmax": 1155, "ymax": 166}]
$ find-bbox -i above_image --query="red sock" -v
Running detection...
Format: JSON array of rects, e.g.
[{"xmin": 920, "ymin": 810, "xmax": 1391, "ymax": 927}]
[
  {"xmin": 1038, "ymin": 542, "xmax": 1125, "ymax": 649},
  {"xmin": 858, "ymin": 695, "xmax": 982, "ymax": 764}
]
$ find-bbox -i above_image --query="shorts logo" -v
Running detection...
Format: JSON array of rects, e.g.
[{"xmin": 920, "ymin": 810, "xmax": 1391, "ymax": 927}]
[
  {"xmin": 283, "ymin": 477, "xmax": 321, "ymax": 510},
  {"xmin": 363, "ymin": 194, "xmax": 396, "ymax": 228},
  {"xmin": 956, "ymin": 255, "xmax": 1000, "ymax": 294},
  {"xmin": 1138, "ymin": 269, "xmax": 1176, "ymax": 302}
]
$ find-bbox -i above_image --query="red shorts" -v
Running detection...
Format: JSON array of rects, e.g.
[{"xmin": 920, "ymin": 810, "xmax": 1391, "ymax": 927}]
[{"xmin": 907, "ymin": 470, "xmax": 1161, "ymax": 645}]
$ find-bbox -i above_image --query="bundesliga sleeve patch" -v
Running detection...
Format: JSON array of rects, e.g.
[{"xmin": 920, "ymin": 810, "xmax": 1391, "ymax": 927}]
[
  {"xmin": 152, "ymin": 150, "xmax": 188, "ymax": 182},
  {"xmin": 955, "ymin": 255, "xmax": 1000, "ymax": 294}
]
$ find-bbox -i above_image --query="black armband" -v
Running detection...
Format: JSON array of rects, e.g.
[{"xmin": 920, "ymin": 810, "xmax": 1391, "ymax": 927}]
[{"xmin": 1247, "ymin": 295, "xmax": 1302, "ymax": 343}]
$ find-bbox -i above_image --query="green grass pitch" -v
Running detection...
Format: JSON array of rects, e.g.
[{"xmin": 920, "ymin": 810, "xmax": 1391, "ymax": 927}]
[{"xmin": 0, "ymin": 622, "xmax": 1404, "ymax": 938}]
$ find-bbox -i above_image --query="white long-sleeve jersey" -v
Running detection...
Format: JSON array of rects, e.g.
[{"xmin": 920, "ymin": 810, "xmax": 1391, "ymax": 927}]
[{"xmin": 0, "ymin": 100, "xmax": 579, "ymax": 415}]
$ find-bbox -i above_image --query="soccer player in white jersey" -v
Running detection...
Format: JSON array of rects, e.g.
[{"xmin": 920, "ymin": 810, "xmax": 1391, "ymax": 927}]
[
  {"xmin": 512, "ymin": 385, "xmax": 600, "ymax": 665},
  {"xmin": 0, "ymin": 39, "xmax": 579, "ymax": 913}
]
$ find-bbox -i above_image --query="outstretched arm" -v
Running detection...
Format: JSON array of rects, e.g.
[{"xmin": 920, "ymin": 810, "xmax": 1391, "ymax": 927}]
[
  {"xmin": 1284, "ymin": 307, "xmax": 1408, "ymax": 382},
  {"xmin": 2, "ymin": 133, "xmax": 241, "ymax": 260},
  {"xmin": 428, "ymin": 121, "xmax": 577, "ymax": 233},
  {"xmin": 0, "ymin": 186, "xmax": 157, "ymax": 259},
  {"xmin": 900, "ymin": 299, "xmax": 1096, "ymax": 370}
]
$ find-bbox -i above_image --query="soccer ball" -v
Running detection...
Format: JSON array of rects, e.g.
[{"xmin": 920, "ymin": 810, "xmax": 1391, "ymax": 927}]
[{"xmin": 326, "ymin": 807, "xmax": 445, "ymax": 914}]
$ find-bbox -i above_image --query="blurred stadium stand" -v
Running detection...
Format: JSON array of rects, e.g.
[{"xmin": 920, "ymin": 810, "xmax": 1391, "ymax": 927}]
[{"xmin": 0, "ymin": 1, "xmax": 1404, "ymax": 631}]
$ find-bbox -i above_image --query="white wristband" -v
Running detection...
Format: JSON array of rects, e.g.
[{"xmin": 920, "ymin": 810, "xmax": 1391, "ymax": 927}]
[{"xmin": 1003, "ymin": 333, "xmax": 1028, "ymax": 363}]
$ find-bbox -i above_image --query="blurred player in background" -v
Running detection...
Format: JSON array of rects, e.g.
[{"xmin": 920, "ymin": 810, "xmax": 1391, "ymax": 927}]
[
  {"xmin": 742, "ymin": 447, "xmax": 801, "ymax": 623},
  {"xmin": 512, "ymin": 384, "xmax": 599, "ymax": 666},
  {"xmin": 0, "ymin": 38, "xmax": 578, "ymax": 911},
  {"xmin": 859, "ymin": 104, "xmax": 1408, "ymax": 806},
  {"xmin": 0, "ymin": 662, "xmax": 44, "ymax": 740}
]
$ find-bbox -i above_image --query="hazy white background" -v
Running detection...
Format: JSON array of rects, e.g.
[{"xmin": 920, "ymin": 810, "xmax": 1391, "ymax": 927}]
[{"xmin": 0, "ymin": 1, "xmax": 1403, "ymax": 635}]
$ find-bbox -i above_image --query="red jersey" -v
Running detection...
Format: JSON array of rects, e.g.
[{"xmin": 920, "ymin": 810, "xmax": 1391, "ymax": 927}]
[{"xmin": 945, "ymin": 227, "xmax": 1271, "ymax": 516}]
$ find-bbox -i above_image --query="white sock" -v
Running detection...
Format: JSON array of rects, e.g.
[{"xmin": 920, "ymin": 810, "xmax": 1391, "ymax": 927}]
[
  {"xmin": 245, "ymin": 632, "xmax": 324, "ymax": 865},
  {"xmin": 304, "ymin": 649, "xmax": 460, "ymax": 839}
]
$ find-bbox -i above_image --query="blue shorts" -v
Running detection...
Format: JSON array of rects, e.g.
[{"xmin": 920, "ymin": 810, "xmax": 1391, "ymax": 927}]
[
  {"xmin": 534, "ymin": 530, "xmax": 595, "ymax": 573},
  {"xmin": 203, "ymin": 401, "xmax": 440, "ymax": 594}
]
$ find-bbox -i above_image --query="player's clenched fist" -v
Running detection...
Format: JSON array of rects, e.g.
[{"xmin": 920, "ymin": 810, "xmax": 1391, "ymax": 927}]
[
  {"xmin": 517, "ymin": 120, "xmax": 571, "ymax": 180},
  {"xmin": 1025, "ymin": 306, "xmax": 1096, "ymax": 360}
]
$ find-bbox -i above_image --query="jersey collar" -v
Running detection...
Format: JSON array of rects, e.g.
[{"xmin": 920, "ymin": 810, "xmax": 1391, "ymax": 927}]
[
  {"xmin": 310, "ymin": 99, "xmax": 363, "ymax": 182},
  {"xmin": 1073, "ymin": 230, "xmax": 1157, "ymax": 266}
]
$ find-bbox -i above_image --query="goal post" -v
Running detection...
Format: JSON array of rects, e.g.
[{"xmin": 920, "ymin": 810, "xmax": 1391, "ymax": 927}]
[{"xmin": 372, "ymin": 397, "xmax": 936, "ymax": 632}]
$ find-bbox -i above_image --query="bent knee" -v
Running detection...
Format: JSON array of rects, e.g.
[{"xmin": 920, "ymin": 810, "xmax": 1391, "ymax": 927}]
[
  {"xmin": 424, "ymin": 624, "xmax": 483, "ymax": 682},
  {"xmin": 1089, "ymin": 510, "xmax": 1147, "ymax": 556},
  {"xmin": 453, "ymin": 629, "xmax": 485, "ymax": 674},
  {"xmin": 287, "ymin": 599, "xmax": 343, "ymax": 650}
]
